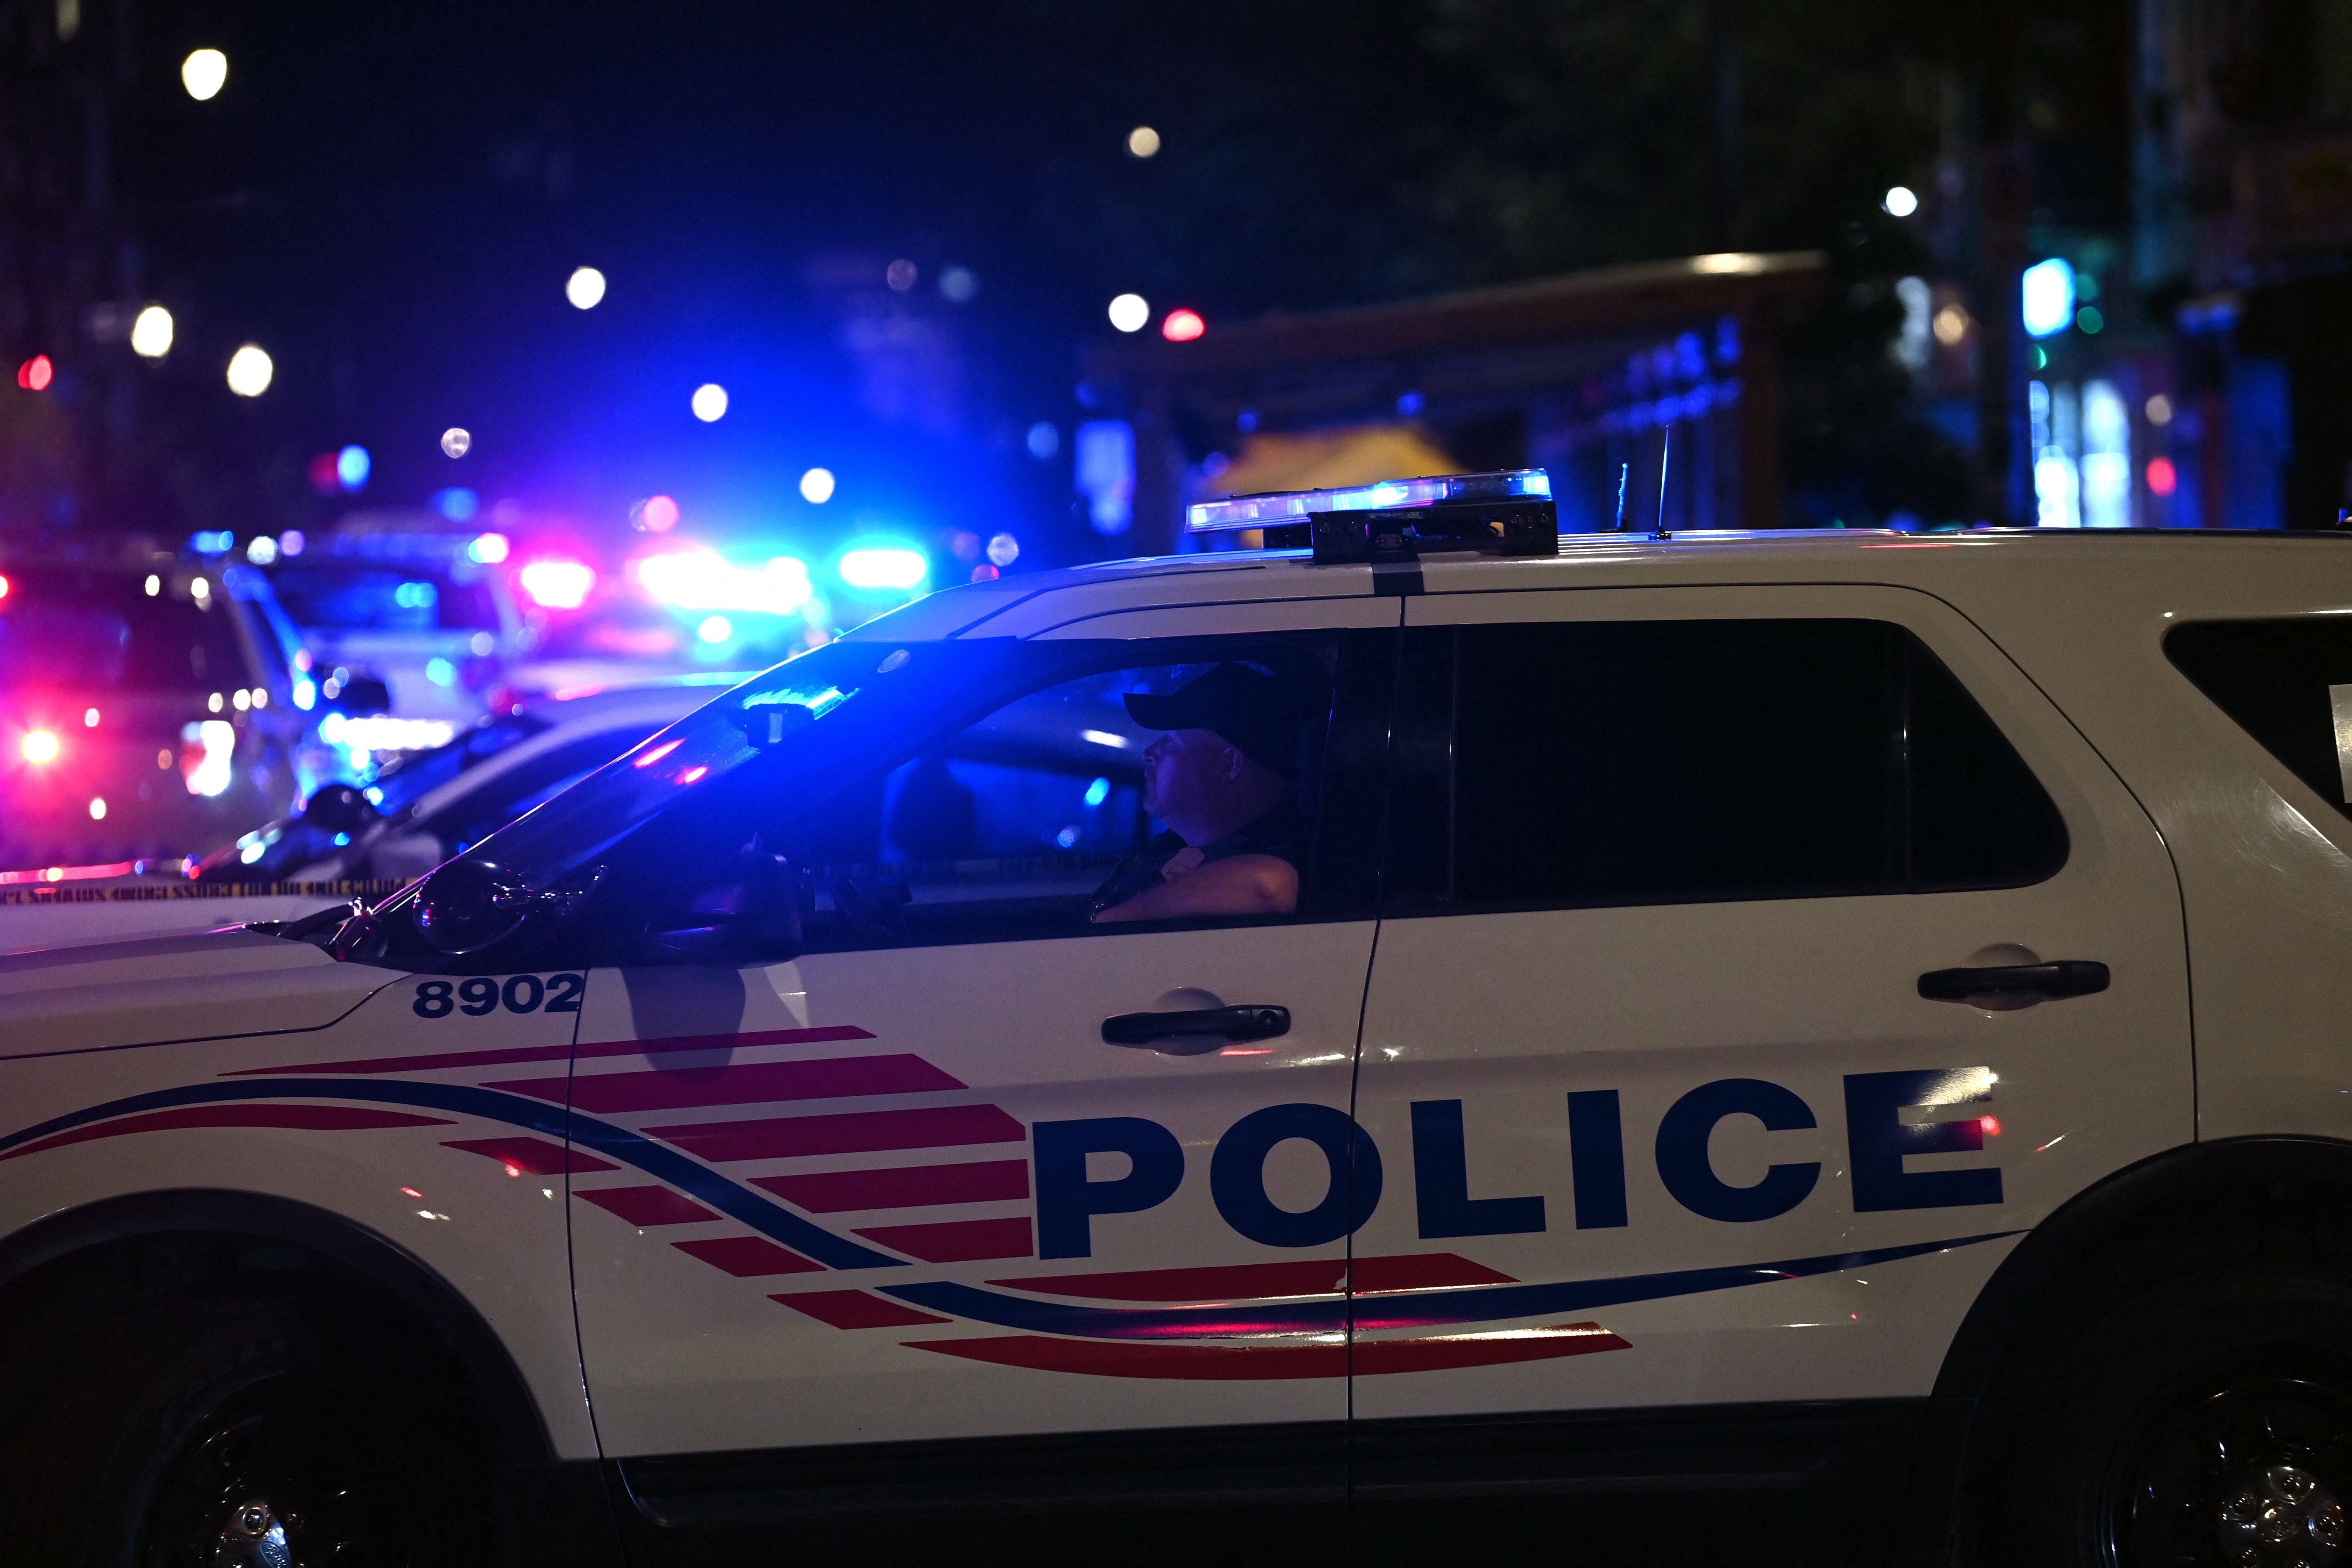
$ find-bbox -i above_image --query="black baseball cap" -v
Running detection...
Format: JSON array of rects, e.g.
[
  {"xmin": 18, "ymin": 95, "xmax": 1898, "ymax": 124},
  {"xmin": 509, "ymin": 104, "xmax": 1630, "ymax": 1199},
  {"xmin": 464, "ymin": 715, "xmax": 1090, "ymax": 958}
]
[{"xmin": 1123, "ymin": 663, "xmax": 1301, "ymax": 778}]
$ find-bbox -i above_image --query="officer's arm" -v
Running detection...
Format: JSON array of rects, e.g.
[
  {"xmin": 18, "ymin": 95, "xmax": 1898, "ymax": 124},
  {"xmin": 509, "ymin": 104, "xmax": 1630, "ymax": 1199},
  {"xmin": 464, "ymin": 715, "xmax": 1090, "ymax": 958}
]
[{"xmin": 1090, "ymin": 854, "xmax": 1299, "ymax": 923}]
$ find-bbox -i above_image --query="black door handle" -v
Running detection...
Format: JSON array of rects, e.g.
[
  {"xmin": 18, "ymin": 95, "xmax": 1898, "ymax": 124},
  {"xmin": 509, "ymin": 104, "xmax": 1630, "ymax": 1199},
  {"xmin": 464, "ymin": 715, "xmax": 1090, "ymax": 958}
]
[
  {"xmin": 1101, "ymin": 1005, "xmax": 1291, "ymax": 1045},
  {"xmin": 1918, "ymin": 961, "xmax": 2110, "ymax": 1002}
]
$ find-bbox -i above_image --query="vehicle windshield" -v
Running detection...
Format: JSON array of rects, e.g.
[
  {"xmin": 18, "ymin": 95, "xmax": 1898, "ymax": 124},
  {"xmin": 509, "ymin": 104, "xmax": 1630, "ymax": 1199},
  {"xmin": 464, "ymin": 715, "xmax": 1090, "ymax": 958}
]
[
  {"xmin": 0, "ymin": 567, "xmax": 245, "ymax": 691},
  {"xmin": 466, "ymin": 636, "xmax": 1058, "ymax": 890},
  {"xmin": 271, "ymin": 564, "xmax": 501, "ymax": 632}
]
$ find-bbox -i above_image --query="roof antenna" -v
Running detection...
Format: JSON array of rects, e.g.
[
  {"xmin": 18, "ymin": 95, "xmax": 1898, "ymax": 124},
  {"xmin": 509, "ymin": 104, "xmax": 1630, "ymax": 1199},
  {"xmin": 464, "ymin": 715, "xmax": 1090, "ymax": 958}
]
[
  {"xmin": 1613, "ymin": 461, "xmax": 1630, "ymax": 531},
  {"xmin": 1654, "ymin": 427, "xmax": 1673, "ymax": 540}
]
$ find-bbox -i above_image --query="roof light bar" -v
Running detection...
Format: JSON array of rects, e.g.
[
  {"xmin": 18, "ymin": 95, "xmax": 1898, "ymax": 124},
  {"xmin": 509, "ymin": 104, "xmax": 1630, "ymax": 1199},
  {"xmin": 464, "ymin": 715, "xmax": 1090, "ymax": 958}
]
[{"xmin": 1187, "ymin": 468, "xmax": 1551, "ymax": 533}]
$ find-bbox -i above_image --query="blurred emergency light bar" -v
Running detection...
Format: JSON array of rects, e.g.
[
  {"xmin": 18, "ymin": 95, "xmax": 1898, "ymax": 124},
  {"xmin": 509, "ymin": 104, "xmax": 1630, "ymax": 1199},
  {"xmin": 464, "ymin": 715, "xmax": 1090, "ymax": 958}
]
[
  {"xmin": 1187, "ymin": 468, "xmax": 1552, "ymax": 532},
  {"xmin": 637, "ymin": 549, "xmax": 813, "ymax": 614},
  {"xmin": 518, "ymin": 559, "xmax": 596, "ymax": 610}
]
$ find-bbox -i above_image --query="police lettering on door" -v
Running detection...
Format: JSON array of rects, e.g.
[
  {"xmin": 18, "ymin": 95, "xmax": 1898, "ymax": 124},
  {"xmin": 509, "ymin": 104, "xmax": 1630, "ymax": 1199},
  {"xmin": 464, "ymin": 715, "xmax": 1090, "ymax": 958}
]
[{"xmin": 1033, "ymin": 1067, "xmax": 2002, "ymax": 1257}]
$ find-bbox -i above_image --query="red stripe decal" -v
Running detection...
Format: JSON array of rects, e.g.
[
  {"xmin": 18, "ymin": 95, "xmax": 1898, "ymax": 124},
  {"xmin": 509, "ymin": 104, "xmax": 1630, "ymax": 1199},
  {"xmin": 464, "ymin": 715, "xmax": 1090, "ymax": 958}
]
[
  {"xmin": 909, "ymin": 1324, "xmax": 1628, "ymax": 1380},
  {"xmin": 772, "ymin": 1290, "xmax": 953, "ymax": 1329},
  {"xmin": 574, "ymin": 1185, "xmax": 716, "ymax": 1226},
  {"xmin": 1351, "ymin": 1254, "xmax": 1522, "ymax": 1292},
  {"xmin": 644, "ymin": 1104, "xmax": 1025, "ymax": 1162},
  {"xmin": 497, "ymin": 1054, "xmax": 966, "ymax": 1112},
  {"xmin": 854, "ymin": 1217, "xmax": 1034, "ymax": 1262},
  {"xmin": 754, "ymin": 1159, "xmax": 1030, "ymax": 1213},
  {"xmin": 986, "ymin": 1253, "xmax": 1520, "ymax": 1303},
  {"xmin": 0, "ymin": 1105, "xmax": 451, "ymax": 1160},
  {"xmin": 225, "ymin": 1024, "xmax": 877, "ymax": 1078},
  {"xmin": 672, "ymin": 1237, "xmax": 825, "ymax": 1277},
  {"xmin": 992, "ymin": 1260, "xmax": 1344, "ymax": 1301},
  {"xmin": 441, "ymin": 1136, "xmax": 617, "ymax": 1175}
]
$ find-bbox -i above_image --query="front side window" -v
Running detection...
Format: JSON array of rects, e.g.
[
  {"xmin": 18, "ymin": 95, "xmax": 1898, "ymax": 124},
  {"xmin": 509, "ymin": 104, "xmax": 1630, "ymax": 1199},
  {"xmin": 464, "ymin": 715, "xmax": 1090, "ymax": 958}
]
[
  {"xmin": 1390, "ymin": 617, "xmax": 2066, "ymax": 914},
  {"xmin": 367, "ymin": 631, "xmax": 1390, "ymax": 970},
  {"xmin": 0, "ymin": 569, "xmax": 245, "ymax": 691},
  {"xmin": 2165, "ymin": 618, "xmax": 2352, "ymax": 823}
]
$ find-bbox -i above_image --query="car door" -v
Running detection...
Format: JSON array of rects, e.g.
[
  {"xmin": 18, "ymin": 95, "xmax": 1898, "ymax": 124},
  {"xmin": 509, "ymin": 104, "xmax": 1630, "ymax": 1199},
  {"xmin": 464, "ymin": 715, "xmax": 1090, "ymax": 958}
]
[
  {"xmin": 561, "ymin": 603, "xmax": 1397, "ymax": 1548},
  {"xmin": 1343, "ymin": 585, "xmax": 2191, "ymax": 1516}
]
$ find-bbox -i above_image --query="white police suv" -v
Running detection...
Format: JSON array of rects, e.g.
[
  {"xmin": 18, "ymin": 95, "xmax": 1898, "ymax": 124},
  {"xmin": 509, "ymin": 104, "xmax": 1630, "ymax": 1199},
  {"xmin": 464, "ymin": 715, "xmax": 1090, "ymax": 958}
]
[{"xmin": 3, "ymin": 473, "xmax": 2349, "ymax": 1568}]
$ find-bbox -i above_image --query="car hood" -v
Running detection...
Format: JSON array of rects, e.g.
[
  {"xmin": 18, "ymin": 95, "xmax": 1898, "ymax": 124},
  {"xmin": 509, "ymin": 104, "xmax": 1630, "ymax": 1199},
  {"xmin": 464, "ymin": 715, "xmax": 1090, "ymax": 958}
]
[{"xmin": 0, "ymin": 926, "xmax": 400, "ymax": 1061}]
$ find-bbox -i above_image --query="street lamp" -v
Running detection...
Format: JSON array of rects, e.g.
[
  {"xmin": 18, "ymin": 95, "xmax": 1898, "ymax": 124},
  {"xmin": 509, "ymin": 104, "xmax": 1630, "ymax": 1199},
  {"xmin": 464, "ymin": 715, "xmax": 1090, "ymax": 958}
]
[{"xmin": 225, "ymin": 344, "xmax": 272, "ymax": 397}]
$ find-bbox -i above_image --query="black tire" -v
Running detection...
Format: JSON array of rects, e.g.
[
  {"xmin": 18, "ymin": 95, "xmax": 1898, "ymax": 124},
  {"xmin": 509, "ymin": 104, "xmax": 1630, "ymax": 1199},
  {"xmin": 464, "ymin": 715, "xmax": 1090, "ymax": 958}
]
[
  {"xmin": 1967, "ymin": 1265, "xmax": 2352, "ymax": 1568},
  {"xmin": 2, "ymin": 1290, "xmax": 496, "ymax": 1568}
]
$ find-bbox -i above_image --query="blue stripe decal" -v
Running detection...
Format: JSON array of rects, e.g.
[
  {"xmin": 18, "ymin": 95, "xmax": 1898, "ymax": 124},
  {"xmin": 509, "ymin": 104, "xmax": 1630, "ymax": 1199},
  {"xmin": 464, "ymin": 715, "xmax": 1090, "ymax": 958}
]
[
  {"xmin": 0, "ymin": 1078, "xmax": 904, "ymax": 1271},
  {"xmin": 881, "ymin": 1231, "xmax": 2022, "ymax": 1341}
]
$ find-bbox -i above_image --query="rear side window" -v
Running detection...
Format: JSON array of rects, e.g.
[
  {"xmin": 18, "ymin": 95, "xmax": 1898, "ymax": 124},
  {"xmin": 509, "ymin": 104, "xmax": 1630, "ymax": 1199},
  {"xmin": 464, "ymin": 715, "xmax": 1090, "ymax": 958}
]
[
  {"xmin": 2165, "ymin": 619, "xmax": 2352, "ymax": 822},
  {"xmin": 1418, "ymin": 618, "xmax": 2066, "ymax": 912}
]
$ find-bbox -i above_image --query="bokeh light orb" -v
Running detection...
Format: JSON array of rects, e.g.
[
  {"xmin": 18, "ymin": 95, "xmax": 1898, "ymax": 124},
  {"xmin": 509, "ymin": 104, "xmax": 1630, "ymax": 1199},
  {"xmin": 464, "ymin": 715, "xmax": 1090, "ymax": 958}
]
[
  {"xmin": 182, "ymin": 49, "xmax": 227, "ymax": 101},
  {"xmin": 690, "ymin": 383, "xmax": 728, "ymax": 422},
  {"xmin": 799, "ymin": 467, "xmax": 836, "ymax": 504},
  {"xmin": 1108, "ymin": 293, "xmax": 1149, "ymax": 333},
  {"xmin": 225, "ymin": 344, "xmax": 273, "ymax": 397},
  {"xmin": 130, "ymin": 305, "xmax": 174, "ymax": 359},
  {"xmin": 565, "ymin": 266, "xmax": 607, "ymax": 310}
]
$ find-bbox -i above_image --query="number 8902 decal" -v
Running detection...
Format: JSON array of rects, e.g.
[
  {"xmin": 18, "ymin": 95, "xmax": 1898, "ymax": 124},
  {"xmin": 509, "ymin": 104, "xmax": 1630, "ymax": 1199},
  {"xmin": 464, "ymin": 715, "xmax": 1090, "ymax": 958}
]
[{"xmin": 413, "ymin": 973, "xmax": 585, "ymax": 1018}]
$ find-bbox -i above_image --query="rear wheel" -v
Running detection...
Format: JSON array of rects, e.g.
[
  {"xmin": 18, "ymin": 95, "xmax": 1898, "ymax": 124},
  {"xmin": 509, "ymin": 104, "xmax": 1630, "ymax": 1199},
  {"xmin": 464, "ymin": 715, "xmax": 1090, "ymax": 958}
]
[
  {"xmin": 5, "ymin": 1291, "xmax": 494, "ymax": 1567},
  {"xmin": 1968, "ymin": 1267, "xmax": 2352, "ymax": 1568}
]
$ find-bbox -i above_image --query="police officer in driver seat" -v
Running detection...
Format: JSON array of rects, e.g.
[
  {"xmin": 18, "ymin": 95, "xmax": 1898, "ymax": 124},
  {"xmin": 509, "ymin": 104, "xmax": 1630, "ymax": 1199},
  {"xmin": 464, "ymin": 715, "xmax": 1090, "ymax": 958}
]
[{"xmin": 1088, "ymin": 663, "xmax": 1307, "ymax": 924}]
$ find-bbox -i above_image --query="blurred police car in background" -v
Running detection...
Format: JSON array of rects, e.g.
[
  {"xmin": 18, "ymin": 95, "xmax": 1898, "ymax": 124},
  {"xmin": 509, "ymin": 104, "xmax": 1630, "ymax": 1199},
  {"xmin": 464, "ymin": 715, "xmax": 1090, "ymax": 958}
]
[
  {"xmin": 0, "ymin": 550, "xmax": 318, "ymax": 877},
  {"xmin": 263, "ymin": 515, "xmax": 528, "ymax": 725}
]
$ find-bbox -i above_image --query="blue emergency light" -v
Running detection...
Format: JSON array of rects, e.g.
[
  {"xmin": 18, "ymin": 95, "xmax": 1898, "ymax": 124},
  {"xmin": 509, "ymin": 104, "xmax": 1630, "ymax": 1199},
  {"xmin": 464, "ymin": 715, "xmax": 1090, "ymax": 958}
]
[{"xmin": 1187, "ymin": 468, "xmax": 1558, "ymax": 564}]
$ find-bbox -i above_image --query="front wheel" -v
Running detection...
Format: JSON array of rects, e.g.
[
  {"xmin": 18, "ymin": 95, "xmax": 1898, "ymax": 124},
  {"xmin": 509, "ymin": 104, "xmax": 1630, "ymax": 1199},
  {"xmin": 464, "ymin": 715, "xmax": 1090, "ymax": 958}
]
[
  {"xmin": 1968, "ymin": 1267, "xmax": 2352, "ymax": 1568},
  {"xmin": 3, "ymin": 1291, "xmax": 495, "ymax": 1567}
]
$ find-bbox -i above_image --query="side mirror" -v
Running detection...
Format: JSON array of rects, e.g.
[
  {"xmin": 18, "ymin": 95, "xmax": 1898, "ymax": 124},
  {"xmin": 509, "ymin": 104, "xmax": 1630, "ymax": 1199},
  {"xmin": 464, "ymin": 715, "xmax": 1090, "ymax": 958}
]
[
  {"xmin": 414, "ymin": 857, "xmax": 596, "ymax": 956},
  {"xmin": 299, "ymin": 783, "xmax": 381, "ymax": 835}
]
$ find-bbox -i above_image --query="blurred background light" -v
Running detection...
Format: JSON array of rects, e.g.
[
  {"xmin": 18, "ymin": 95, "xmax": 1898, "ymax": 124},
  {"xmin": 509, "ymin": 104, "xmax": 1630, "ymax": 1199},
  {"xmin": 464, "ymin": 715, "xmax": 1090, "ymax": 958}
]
[
  {"xmin": 697, "ymin": 615, "xmax": 733, "ymax": 644},
  {"xmin": 189, "ymin": 530, "xmax": 233, "ymax": 555},
  {"xmin": 181, "ymin": 48, "xmax": 227, "ymax": 101},
  {"xmin": 335, "ymin": 444, "xmax": 371, "ymax": 490},
  {"xmin": 518, "ymin": 559, "xmax": 596, "ymax": 609},
  {"xmin": 1161, "ymin": 308, "xmax": 1205, "ymax": 342},
  {"xmin": 640, "ymin": 493, "xmax": 680, "ymax": 532},
  {"xmin": 2148, "ymin": 456, "xmax": 2178, "ymax": 496},
  {"xmin": 441, "ymin": 426, "xmax": 471, "ymax": 457},
  {"xmin": 2146, "ymin": 394, "xmax": 2174, "ymax": 425},
  {"xmin": 435, "ymin": 487, "xmax": 482, "ymax": 522},
  {"xmin": 1025, "ymin": 421, "xmax": 1059, "ymax": 459},
  {"xmin": 985, "ymin": 532, "xmax": 1019, "ymax": 566},
  {"xmin": 566, "ymin": 266, "xmax": 607, "ymax": 310},
  {"xmin": 639, "ymin": 550, "xmax": 812, "ymax": 614},
  {"xmin": 1075, "ymin": 420, "xmax": 1135, "ymax": 534},
  {"xmin": 465, "ymin": 530, "xmax": 508, "ymax": 564},
  {"xmin": 838, "ymin": 545, "xmax": 928, "ymax": 592},
  {"xmin": 245, "ymin": 535, "xmax": 278, "ymax": 564},
  {"xmin": 939, "ymin": 265, "xmax": 978, "ymax": 302},
  {"xmin": 799, "ymin": 466, "xmax": 836, "ymax": 504},
  {"xmin": 885, "ymin": 259, "xmax": 917, "ymax": 291},
  {"xmin": 1127, "ymin": 125, "xmax": 1160, "ymax": 158},
  {"xmin": 130, "ymin": 305, "xmax": 174, "ymax": 358},
  {"xmin": 1882, "ymin": 185, "xmax": 1918, "ymax": 217},
  {"xmin": 2022, "ymin": 258, "xmax": 2077, "ymax": 338},
  {"xmin": 277, "ymin": 531, "xmax": 304, "ymax": 555},
  {"xmin": 226, "ymin": 344, "xmax": 274, "ymax": 396},
  {"xmin": 20, "ymin": 730, "xmax": 59, "ymax": 764},
  {"xmin": 16, "ymin": 355, "xmax": 51, "ymax": 392},
  {"xmin": 691, "ymin": 383, "xmax": 729, "ymax": 422},
  {"xmin": 1108, "ymin": 293, "xmax": 1149, "ymax": 333}
]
